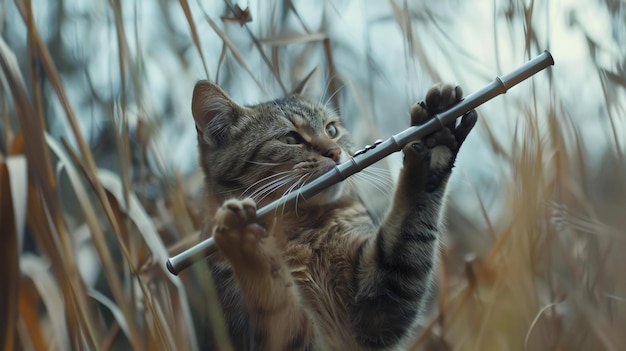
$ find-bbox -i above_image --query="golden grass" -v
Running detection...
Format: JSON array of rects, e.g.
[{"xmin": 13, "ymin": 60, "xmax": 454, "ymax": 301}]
[{"xmin": 1, "ymin": 1, "xmax": 624, "ymax": 350}]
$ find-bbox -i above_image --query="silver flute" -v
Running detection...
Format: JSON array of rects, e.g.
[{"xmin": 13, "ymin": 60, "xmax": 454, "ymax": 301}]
[{"xmin": 166, "ymin": 50, "xmax": 554, "ymax": 275}]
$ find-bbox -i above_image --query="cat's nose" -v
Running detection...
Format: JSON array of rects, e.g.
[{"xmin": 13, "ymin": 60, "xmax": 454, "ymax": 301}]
[{"xmin": 323, "ymin": 147, "xmax": 342, "ymax": 162}]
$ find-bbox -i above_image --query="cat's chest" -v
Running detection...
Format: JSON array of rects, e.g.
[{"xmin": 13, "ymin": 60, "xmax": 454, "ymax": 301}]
[
  {"xmin": 281, "ymin": 224, "xmax": 365, "ymax": 292},
  {"xmin": 281, "ymin": 230, "xmax": 362, "ymax": 345},
  {"xmin": 279, "ymin": 203, "xmax": 373, "ymax": 292}
]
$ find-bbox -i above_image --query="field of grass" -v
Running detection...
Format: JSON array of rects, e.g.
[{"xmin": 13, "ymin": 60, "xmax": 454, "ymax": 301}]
[{"xmin": 1, "ymin": 0, "xmax": 625, "ymax": 350}]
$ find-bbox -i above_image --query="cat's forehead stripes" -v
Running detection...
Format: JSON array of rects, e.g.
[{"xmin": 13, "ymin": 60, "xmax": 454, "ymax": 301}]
[
  {"xmin": 285, "ymin": 110, "xmax": 309, "ymax": 129},
  {"xmin": 273, "ymin": 97, "xmax": 329, "ymax": 130}
]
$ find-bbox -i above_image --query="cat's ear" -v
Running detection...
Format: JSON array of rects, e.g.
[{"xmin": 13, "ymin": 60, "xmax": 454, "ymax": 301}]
[
  {"xmin": 192, "ymin": 80, "xmax": 244, "ymax": 146},
  {"xmin": 290, "ymin": 66, "xmax": 319, "ymax": 96}
]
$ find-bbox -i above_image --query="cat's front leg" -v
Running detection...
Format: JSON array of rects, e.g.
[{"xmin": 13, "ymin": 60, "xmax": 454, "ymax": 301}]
[
  {"xmin": 212, "ymin": 199, "xmax": 315, "ymax": 351},
  {"xmin": 352, "ymin": 84, "xmax": 476, "ymax": 349}
]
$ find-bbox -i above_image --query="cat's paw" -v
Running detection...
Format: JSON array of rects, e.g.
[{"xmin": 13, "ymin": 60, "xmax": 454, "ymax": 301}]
[
  {"xmin": 410, "ymin": 83, "xmax": 477, "ymax": 161},
  {"xmin": 411, "ymin": 83, "xmax": 463, "ymax": 123},
  {"xmin": 405, "ymin": 84, "xmax": 477, "ymax": 191},
  {"xmin": 213, "ymin": 198, "xmax": 268, "ymax": 266}
]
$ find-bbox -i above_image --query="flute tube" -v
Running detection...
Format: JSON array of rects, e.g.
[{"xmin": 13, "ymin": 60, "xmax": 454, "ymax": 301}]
[{"xmin": 166, "ymin": 50, "xmax": 554, "ymax": 275}]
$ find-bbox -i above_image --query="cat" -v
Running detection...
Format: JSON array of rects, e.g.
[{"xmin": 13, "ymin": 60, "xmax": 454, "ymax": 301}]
[{"xmin": 191, "ymin": 77, "xmax": 476, "ymax": 350}]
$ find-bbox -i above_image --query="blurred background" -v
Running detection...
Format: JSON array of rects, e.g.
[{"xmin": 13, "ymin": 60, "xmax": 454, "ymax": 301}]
[{"xmin": 1, "ymin": 0, "xmax": 625, "ymax": 350}]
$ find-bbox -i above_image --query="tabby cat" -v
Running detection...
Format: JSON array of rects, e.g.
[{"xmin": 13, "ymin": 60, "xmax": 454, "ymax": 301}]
[{"xmin": 192, "ymin": 78, "xmax": 476, "ymax": 350}]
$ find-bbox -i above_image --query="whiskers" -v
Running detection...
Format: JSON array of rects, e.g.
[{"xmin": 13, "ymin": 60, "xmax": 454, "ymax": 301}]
[
  {"xmin": 347, "ymin": 166, "xmax": 395, "ymax": 202},
  {"xmin": 241, "ymin": 170, "xmax": 296, "ymax": 203},
  {"xmin": 232, "ymin": 164, "xmax": 394, "ymax": 216},
  {"xmin": 238, "ymin": 169, "xmax": 314, "ymax": 216},
  {"xmin": 244, "ymin": 160, "xmax": 283, "ymax": 167},
  {"xmin": 279, "ymin": 172, "xmax": 313, "ymax": 217},
  {"xmin": 319, "ymin": 76, "xmax": 345, "ymax": 114}
]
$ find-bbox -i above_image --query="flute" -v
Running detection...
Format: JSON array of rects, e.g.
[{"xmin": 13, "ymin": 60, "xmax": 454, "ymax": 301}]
[{"xmin": 167, "ymin": 50, "xmax": 554, "ymax": 275}]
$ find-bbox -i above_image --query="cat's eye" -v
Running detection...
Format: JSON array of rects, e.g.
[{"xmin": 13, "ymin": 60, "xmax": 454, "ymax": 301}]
[
  {"xmin": 325, "ymin": 123, "xmax": 338, "ymax": 138},
  {"xmin": 278, "ymin": 131, "xmax": 303, "ymax": 145}
]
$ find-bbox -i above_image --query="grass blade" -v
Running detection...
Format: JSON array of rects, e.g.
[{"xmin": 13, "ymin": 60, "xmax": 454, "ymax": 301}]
[
  {"xmin": 0, "ymin": 158, "xmax": 19, "ymax": 351},
  {"xmin": 88, "ymin": 289, "xmax": 131, "ymax": 342},
  {"xmin": 179, "ymin": 0, "xmax": 210, "ymax": 78},
  {"xmin": 46, "ymin": 134, "xmax": 144, "ymax": 349},
  {"xmin": 98, "ymin": 169, "xmax": 200, "ymax": 351},
  {"xmin": 20, "ymin": 254, "xmax": 70, "ymax": 350},
  {"xmin": 197, "ymin": 3, "xmax": 268, "ymax": 95}
]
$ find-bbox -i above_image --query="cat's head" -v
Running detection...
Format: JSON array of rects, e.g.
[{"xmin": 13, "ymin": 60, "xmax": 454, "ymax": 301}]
[{"xmin": 192, "ymin": 80, "xmax": 352, "ymax": 209}]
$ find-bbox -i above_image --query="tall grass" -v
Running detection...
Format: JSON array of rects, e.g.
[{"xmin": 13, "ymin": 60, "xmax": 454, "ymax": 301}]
[{"xmin": 1, "ymin": 0, "xmax": 624, "ymax": 350}]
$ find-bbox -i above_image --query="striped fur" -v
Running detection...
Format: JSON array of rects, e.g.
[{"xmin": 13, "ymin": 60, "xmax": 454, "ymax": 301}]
[{"xmin": 192, "ymin": 81, "xmax": 476, "ymax": 350}]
